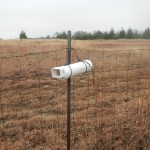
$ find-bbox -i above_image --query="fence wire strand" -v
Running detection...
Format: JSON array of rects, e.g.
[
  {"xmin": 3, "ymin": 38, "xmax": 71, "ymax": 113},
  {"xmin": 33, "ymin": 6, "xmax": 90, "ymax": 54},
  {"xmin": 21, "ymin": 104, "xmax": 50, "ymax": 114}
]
[{"xmin": 0, "ymin": 48, "xmax": 150, "ymax": 149}]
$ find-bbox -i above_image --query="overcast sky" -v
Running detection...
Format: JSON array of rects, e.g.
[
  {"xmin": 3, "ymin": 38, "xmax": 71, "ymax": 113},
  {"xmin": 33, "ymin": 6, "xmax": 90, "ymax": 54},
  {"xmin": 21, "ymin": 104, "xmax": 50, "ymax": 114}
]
[{"xmin": 0, "ymin": 0, "xmax": 150, "ymax": 39}]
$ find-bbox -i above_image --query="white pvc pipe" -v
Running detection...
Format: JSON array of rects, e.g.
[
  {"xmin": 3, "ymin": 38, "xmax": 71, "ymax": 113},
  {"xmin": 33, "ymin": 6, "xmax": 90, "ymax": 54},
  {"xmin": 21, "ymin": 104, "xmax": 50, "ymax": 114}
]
[{"xmin": 51, "ymin": 60, "xmax": 93, "ymax": 80}]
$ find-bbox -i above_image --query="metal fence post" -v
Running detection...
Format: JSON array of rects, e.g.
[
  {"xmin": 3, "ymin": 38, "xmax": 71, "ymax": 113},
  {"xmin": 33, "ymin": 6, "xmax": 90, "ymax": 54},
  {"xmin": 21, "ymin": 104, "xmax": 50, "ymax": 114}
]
[{"xmin": 67, "ymin": 31, "xmax": 71, "ymax": 150}]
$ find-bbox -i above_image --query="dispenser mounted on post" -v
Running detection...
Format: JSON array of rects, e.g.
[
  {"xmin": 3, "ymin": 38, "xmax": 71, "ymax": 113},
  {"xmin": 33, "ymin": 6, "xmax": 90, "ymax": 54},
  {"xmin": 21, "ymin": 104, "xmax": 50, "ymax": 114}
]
[
  {"xmin": 50, "ymin": 31, "xmax": 93, "ymax": 150},
  {"xmin": 51, "ymin": 60, "xmax": 93, "ymax": 79}
]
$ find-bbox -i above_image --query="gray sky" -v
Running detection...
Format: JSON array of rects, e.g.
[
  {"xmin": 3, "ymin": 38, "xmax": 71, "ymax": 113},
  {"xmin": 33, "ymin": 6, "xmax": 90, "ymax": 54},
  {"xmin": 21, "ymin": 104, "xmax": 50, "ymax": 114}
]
[{"xmin": 0, "ymin": 0, "xmax": 150, "ymax": 39}]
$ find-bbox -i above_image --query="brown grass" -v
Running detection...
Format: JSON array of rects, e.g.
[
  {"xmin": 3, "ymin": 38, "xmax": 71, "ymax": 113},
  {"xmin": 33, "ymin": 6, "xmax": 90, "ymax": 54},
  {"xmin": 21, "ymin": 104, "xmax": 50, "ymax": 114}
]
[{"xmin": 0, "ymin": 39, "xmax": 150, "ymax": 149}]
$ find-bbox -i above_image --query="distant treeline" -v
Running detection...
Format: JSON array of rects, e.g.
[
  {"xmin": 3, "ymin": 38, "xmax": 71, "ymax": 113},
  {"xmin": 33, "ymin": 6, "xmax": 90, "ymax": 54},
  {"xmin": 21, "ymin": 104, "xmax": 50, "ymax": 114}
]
[{"xmin": 54, "ymin": 27, "xmax": 150, "ymax": 40}]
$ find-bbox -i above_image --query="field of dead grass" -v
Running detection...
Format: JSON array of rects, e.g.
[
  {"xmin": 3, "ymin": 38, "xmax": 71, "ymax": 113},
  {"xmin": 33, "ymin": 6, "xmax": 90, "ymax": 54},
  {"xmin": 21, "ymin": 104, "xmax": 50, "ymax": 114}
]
[{"xmin": 0, "ymin": 39, "xmax": 150, "ymax": 149}]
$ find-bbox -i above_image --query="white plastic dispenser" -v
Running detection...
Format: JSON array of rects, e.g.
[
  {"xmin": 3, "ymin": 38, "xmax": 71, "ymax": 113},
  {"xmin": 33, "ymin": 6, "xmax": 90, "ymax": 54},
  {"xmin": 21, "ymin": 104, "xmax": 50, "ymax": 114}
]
[{"xmin": 51, "ymin": 60, "xmax": 93, "ymax": 80}]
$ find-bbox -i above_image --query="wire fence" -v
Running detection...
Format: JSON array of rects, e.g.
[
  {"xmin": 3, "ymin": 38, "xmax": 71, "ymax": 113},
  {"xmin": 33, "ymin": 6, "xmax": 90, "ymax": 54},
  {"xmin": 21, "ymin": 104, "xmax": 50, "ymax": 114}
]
[{"xmin": 0, "ymin": 48, "xmax": 150, "ymax": 149}]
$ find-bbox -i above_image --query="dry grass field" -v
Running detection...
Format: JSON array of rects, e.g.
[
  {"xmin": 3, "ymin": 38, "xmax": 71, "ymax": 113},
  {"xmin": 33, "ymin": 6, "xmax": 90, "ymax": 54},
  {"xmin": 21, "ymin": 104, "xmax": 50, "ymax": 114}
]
[{"xmin": 0, "ymin": 39, "xmax": 150, "ymax": 149}]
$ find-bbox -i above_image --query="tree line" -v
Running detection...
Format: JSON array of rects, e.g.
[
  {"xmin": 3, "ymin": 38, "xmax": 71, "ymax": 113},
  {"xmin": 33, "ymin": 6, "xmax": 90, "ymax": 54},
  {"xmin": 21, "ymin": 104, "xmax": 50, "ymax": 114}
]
[
  {"xmin": 19, "ymin": 27, "xmax": 150, "ymax": 40},
  {"xmin": 54, "ymin": 27, "xmax": 150, "ymax": 40}
]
